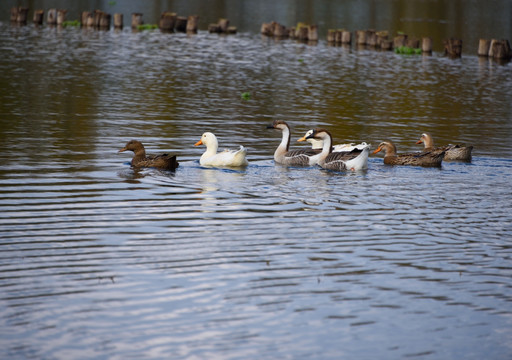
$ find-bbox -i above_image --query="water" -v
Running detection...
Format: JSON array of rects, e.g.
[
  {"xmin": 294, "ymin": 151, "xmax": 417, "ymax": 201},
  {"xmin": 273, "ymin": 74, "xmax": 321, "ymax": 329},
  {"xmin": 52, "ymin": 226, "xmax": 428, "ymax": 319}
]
[{"xmin": 1, "ymin": 2, "xmax": 512, "ymax": 359}]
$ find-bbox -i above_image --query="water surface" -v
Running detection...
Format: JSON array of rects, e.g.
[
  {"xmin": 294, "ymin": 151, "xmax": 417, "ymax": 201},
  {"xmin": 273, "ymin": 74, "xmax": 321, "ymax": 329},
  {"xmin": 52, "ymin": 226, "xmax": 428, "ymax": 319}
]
[{"xmin": 1, "ymin": 3, "xmax": 512, "ymax": 359}]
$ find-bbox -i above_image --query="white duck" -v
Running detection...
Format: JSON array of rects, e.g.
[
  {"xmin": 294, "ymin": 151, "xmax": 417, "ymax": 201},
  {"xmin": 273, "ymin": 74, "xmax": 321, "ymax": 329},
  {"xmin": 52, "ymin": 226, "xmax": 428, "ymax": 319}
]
[
  {"xmin": 305, "ymin": 129, "xmax": 369, "ymax": 171},
  {"xmin": 194, "ymin": 132, "xmax": 248, "ymax": 167},
  {"xmin": 267, "ymin": 120, "xmax": 319, "ymax": 166},
  {"xmin": 297, "ymin": 129, "xmax": 371, "ymax": 152}
]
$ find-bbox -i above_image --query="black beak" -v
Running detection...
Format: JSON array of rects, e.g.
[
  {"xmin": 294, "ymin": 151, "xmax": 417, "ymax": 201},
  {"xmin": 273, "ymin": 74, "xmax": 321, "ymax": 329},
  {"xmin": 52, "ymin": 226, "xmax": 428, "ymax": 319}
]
[{"xmin": 266, "ymin": 124, "xmax": 275, "ymax": 129}]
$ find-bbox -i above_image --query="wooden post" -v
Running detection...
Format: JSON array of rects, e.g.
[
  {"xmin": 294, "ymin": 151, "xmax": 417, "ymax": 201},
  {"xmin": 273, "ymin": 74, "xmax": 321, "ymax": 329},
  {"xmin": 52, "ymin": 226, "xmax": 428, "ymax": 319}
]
[
  {"xmin": 10, "ymin": 7, "xmax": 18, "ymax": 22},
  {"xmin": 296, "ymin": 26, "xmax": 308, "ymax": 41},
  {"xmin": 47, "ymin": 9, "xmax": 58, "ymax": 25},
  {"xmin": 341, "ymin": 30, "xmax": 351, "ymax": 44},
  {"xmin": 227, "ymin": 26, "xmax": 237, "ymax": 34},
  {"xmin": 81, "ymin": 11, "xmax": 90, "ymax": 27},
  {"xmin": 99, "ymin": 13, "xmax": 111, "ymax": 29},
  {"xmin": 367, "ymin": 30, "xmax": 378, "ymax": 47},
  {"xmin": 261, "ymin": 22, "xmax": 272, "ymax": 36},
  {"xmin": 422, "ymin": 37, "xmax": 433, "ymax": 53},
  {"xmin": 175, "ymin": 16, "xmax": 188, "ymax": 32},
  {"xmin": 273, "ymin": 22, "xmax": 288, "ymax": 38},
  {"xmin": 377, "ymin": 31, "xmax": 388, "ymax": 47},
  {"xmin": 327, "ymin": 29, "xmax": 336, "ymax": 43},
  {"xmin": 93, "ymin": 10, "xmax": 104, "ymax": 28},
  {"xmin": 218, "ymin": 18, "xmax": 229, "ymax": 33},
  {"xmin": 57, "ymin": 10, "xmax": 67, "ymax": 26},
  {"xmin": 308, "ymin": 25, "xmax": 318, "ymax": 42},
  {"xmin": 33, "ymin": 10, "xmax": 44, "ymax": 25},
  {"xmin": 356, "ymin": 30, "xmax": 367, "ymax": 45},
  {"xmin": 478, "ymin": 39, "xmax": 491, "ymax": 56},
  {"xmin": 186, "ymin": 15, "xmax": 199, "ymax": 33},
  {"xmin": 16, "ymin": 7, "xmax": 29, "ymax": 24},
  {"xmin": 444, "ymin": 38, "xmax": 462, "ymax": 58},
  {"xmin": 489, "ymin": 39, "xmax": 512, "ymax": 59},
  {"xmin": 159, "ymin": 12, "xmax": 176, "ymax": 32},
  {"xmin": 393, "ymin": 34, "xmax": 407, "ymax": 48},
  {"xmin": 114, "ymin": 13, "xmax": 123, "ymax": 29},
  {"xmin": 131, "ymin": 13, "xmax": 143, "ymax": 29},
  {"xmin": 85, "ymin": 13, "xmax": 95, "ymax": 27},
  {"xmin": 208, "ymin": 23, "xmax": 220, "ymax": 33},
  {"xmin": 406, "ymin": 37, "xmax": 419, "ymax": 48}
]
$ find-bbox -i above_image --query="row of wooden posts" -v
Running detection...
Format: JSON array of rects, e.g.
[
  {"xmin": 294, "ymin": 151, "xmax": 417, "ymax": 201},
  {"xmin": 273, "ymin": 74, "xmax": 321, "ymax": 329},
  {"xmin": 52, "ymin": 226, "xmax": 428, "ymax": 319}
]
[
  {"xmin": 10, "ymin": 7, "xmax": 237, "ymax": 34},
  {"xmin": 262, "ymin": 21, "xmax": 512, "ymax": 60}
]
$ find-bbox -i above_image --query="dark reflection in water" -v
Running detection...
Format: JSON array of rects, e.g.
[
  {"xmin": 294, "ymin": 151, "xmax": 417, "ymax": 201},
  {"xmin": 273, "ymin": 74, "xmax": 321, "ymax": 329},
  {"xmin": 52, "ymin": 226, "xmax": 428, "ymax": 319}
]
[{"xmin": 1, "ymin": 1, "xmax": 512, "ymax": 359}]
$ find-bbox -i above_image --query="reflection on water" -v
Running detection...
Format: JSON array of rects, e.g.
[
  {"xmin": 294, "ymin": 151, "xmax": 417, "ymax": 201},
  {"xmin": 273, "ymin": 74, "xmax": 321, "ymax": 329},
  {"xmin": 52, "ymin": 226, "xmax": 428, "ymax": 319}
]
[{"xmin": 1, "ymin": 3, "xmax": 512, "ymax": 358}]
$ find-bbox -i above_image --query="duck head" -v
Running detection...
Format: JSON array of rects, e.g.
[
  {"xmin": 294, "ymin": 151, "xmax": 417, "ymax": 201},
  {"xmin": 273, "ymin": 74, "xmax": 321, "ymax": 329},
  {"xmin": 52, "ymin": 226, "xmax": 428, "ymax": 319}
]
[
  {"xmin": 119, "ymin": 139, "xmax": 145, "ymax": 153},
  {"xmin": 194, "ymin": 132, "xmax": 218, "ymax": 148},
  {"xmin": 373, "ymin": 141, "xmax": 397, "ymax": 156},
  {"xmin": 416, "ymin": 133, "xmax": 434, "ymax": 148},
  {"xmin": 267, "ymin": 120, "xmax": 290, "ymax": 131}
]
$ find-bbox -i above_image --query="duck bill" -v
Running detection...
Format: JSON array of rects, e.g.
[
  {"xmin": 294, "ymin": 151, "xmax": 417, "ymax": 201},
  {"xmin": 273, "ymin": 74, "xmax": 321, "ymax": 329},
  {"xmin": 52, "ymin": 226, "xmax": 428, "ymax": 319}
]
[
  {"xmin": 297, "ymin": 135, "xmax": 307, "ymax": 142},
  {"xmin": 194, "ymin": 140, "xmax": 203, "ymax": 146},
  {"xmin": 372, "ymin": 147, "xmax": 382, "ymax": 154},
  {"xmin": 416, "ymin": 140, "xmax": 423, "ymax": 144},
  {"xmin": 266, "ymin": 124, "xmax": 275, "ymax": 129},
  {"xmin": 118, "ymin": 148, "xmax": 127, "ymax": 153}
]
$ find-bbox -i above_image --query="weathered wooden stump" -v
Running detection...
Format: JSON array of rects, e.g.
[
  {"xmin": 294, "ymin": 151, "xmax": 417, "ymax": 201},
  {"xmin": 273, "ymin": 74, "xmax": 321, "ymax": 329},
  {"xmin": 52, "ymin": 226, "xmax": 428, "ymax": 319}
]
[
  {"xmin": 175, "ymin": 16, "xmax": 187, "ymax": 32},
  {"xmin": 288, "ymin": 27, "xmax": 296, "ymax": 39},
  {"xmin": 308, "ymin": 25, "xmax": 318, "ymax": 42},
  {"xmin": 422, "ymin": 37, "xmax": 433, "ymax": 53},
  {"xmin": 57, "ymin": 10, "xmax": 67, "ymax": 26},
  {"xmin": 33, "ymin": 10, "xmax": 44, "ymax": 25},
  {"xmin": 367, "ymin": 30, "xmax": 378, "ymax": 47},
  {"xmin": 406, "ymin": 37, "xmax": 420, "ymax": 48},
  {"xmin": 327, "ymin": 29, "xmax": 336, "ymax": 43},
  {"xmin": 186, "ymin": 15, "xmax": 199, "ymax": 33},
  {"xmin": 131, "ymin": 13, "xmax": 143, "ymax": 29},
  {"xmin": 380, "ymin": 40, "xmax": 393, "ymax": 50},
  {"xmin": 444, "ymin": 38, "xmax": 462, "ymax": 58},
  {"xmin": 356, "ymin": 30, "xmax": 367, "ymax": 45},
  {"xmin": 85, "ymin": 12, "xmax": 95, "ymax": 27},
  {"xmin": 218, "ymin": 18, "xmax": 229, "ymax": 33},
  {"xmin": 93, "ymin": 10, "xmax": 104, "ymax": 28},
  {"xmin": 47, "ymin": 8, "xmax": 58, "ymax": 25},
  {"xmin": 159, "ymin": 12, "xmax": 176, "ymax": 32},
  {"xmin": 261, "ymin": 22, "xmax": 273, "ymax": 36},
  {"xmin": 489, "ymin": 39, "xmax": 512, "ymax": 59},
  {"xmin": 15, "ymin": 7, "xmax": 29, "ymax": 24},
  {"xmin": 341, "ymin": 30, "xmax": 352, "ymax": 44},
  {"xmin": 296, "ymin": 25, "xmax": 308, "ymax": 41},
  {"xmin": 99, "ymin": 13, "xmax": 111, "ymax": 29},
  {"xmin": 393, "ymin": 34, "xmax": 407, "ymax": 48},
  {"xmin": 477, "ymin": 39, "xmax": 491, "ymax": 56},
  {"xmin": 227, "ymin": 26, "xmax": 237, "ymax": 34},
  {"xmin": 114, "ymin": 13, "xmax": 123, "ymax": 29},
  {"xmin": 10, "ymin": 7, "xmax": 18, "ymax": 22},
  {"xmin": 376, "ymin": 31, "xmax": 388, "ymax": 47},
  {"xmin": 208, "ymin": 23, "xmax": 220, "ymax": 33},
  {"xmin": 81, "ymin": 11, "xmax": 91, "ymax": 27},
  {"xmin": 273, "ymin": 22, "xmax": 288, "ymax": 38}
]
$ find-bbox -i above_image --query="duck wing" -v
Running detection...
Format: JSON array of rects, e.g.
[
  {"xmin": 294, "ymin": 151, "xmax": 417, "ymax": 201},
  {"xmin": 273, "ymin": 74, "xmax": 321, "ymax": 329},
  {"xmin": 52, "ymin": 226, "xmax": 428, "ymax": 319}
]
[{"xmin": 282, "ymin": 149, "xmax": 319, "ymax": 166}]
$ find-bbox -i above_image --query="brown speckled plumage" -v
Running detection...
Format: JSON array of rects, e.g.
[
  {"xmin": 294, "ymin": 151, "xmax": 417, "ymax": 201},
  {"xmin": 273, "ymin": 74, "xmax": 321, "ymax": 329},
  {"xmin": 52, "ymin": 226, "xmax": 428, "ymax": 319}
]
[
  {"xmin": 416, "ymin": 133, "xmax": 472, "ymax": 162},
  {"xmin": 373, "ymin": 141, "xmax": 445, "ymax": 167},
  {"xmin": 119, "ymin": 140, "xmax": 179, "ymax": 170}
]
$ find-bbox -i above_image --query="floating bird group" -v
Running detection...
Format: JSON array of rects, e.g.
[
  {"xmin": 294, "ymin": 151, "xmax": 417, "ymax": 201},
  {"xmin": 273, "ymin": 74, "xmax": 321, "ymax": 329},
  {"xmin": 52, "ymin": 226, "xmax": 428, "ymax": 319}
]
[{"xmin": 118, "ymin": 122, "xmax": 473, "ymax": 171}]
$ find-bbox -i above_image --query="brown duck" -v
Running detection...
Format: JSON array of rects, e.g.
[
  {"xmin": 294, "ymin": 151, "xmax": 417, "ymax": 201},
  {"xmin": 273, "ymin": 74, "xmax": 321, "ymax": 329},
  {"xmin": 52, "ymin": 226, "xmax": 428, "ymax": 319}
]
[
  {"xmin": 373, "ymin": 140, "xmax": 445, "ymax": 167},
  {"xmin": 416, "ymin": 133, "xmax": 473, "ymax": 161},
  {"xmin": 119, "ymin": 140, "xmax": 179, "ymax": 170}
]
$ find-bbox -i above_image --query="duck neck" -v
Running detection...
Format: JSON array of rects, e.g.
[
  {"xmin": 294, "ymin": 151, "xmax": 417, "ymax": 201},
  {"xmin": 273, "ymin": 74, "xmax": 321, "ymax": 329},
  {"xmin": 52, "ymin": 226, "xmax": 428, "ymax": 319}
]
[
  {"xmin": 423, "ymin": 136, "xmax": 434, "ymax": 149},
  {"xmin": 308, "ymin": 138, "xmax": 324, "ymax": 150},
  {"xmin": 317, "ymin": 133, "xmax": 332, "ymax": 163},
  {"xmin": 274, "ymin": 126, "xmax": 290, "ymax": 161},
  {"xmin": 131, "ymin": 147, "xmax": 146, "ymax": 165},
  {"xmin": 203, "ymin": 138, "xmax": 219, "ymax": 158}
]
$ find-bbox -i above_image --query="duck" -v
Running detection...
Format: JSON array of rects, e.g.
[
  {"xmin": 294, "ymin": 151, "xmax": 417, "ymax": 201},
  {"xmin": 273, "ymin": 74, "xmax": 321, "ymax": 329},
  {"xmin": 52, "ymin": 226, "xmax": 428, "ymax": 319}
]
[
  {"xmin": 118, "ymin": 139, "xmax": 179, "ymax": 170},
  {"xmin": 416, "ymin": 132, "xmax": 473, "ymax": 161},
  {"xmin": 194, "ymin": 132, "xmax": 248, "ymax": 167},
  {"xmin": 297, "ymin": 129, "xmax": 371, "ymax": 152},
  {"xmin": 267, "ymin": 120, "xmax": 319, "ymax": 166},
  {"xmin": 372, "ymin": 140, "xmax": 445, "ymax": 167},
  {"xmin": 305, "ymin": 129, "xmax": 369, "ymax": 171}
]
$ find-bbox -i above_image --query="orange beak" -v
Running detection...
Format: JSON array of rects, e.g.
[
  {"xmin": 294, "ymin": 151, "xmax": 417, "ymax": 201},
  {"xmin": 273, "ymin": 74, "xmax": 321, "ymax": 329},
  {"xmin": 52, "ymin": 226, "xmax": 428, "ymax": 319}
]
[
  {"xmin": 372, "ymin": 147, "xmax": 382, "ymax": 154},
  {"xmin": 118, "ymin": 148, "xmax": 127, "ymax": 153},
  {"xmin": 416, "ymin": 139, "xmax": 423, "ymax": 144},
  {"xmin": 297, "ymin": 135, "xmax": 307, "ymax": 142},
  {"xmin": 194, "ymin": 139, "xmax": 203, "ymax": 146}
]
